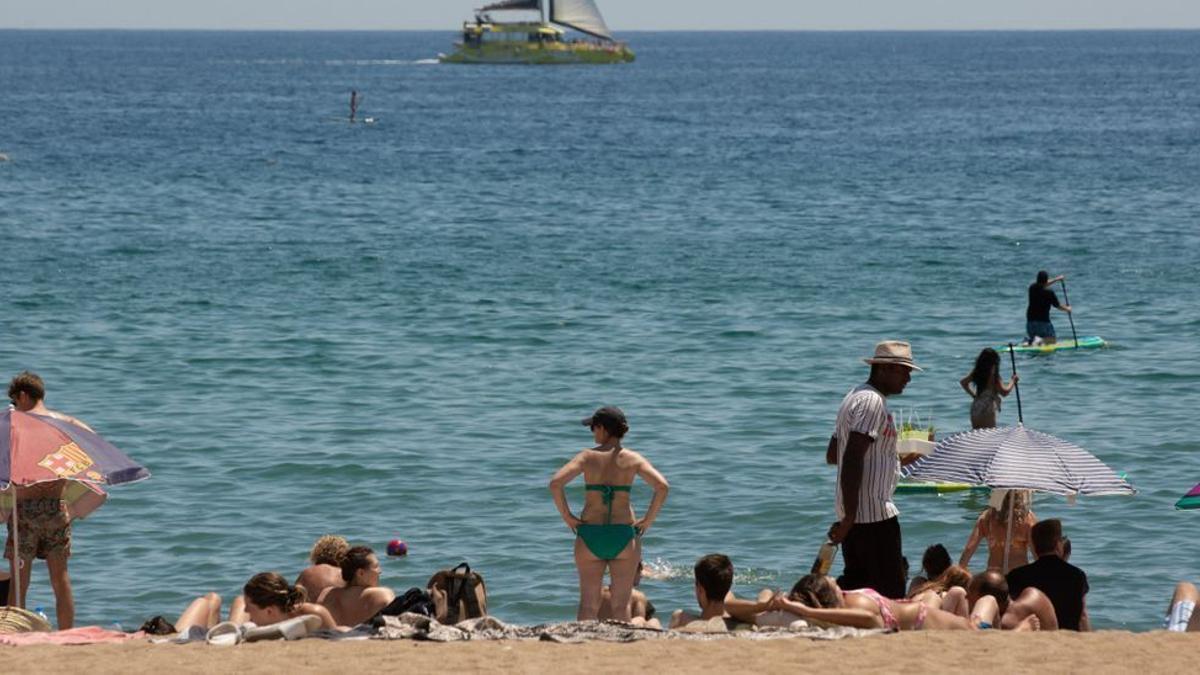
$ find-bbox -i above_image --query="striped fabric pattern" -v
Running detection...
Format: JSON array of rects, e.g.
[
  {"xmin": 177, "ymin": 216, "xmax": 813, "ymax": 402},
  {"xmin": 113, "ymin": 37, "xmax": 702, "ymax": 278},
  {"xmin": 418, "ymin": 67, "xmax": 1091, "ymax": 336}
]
[
  {"xmin": 903, "ymin": 424, "xmax": 1134, "ymax": 496},
  {"xmin": 834, "ymin": 384, "xmax": 900, "ymax": 523}
]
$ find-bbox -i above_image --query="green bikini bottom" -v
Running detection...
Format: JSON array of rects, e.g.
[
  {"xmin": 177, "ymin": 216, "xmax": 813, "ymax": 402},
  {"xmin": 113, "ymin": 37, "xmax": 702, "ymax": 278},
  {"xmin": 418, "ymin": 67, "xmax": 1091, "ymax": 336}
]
[{"xmin": 576, "ymin": 524, "xmax": 639, "ymax": 560}]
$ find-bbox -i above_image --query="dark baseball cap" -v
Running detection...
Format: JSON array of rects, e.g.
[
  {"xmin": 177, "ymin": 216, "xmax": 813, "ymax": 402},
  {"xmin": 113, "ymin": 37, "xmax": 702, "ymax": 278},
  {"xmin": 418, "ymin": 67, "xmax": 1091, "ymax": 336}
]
[{"xmin": 581, "ymin": 406, "xmax": 627, "ymax": 429}]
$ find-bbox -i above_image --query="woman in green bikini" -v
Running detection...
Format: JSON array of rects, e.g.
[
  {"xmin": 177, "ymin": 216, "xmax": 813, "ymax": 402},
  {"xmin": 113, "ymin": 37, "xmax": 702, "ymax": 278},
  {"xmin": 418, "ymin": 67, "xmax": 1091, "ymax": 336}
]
[{"xmin": 549, "ymin": 406, "xmax": 669, "ymax": 622}]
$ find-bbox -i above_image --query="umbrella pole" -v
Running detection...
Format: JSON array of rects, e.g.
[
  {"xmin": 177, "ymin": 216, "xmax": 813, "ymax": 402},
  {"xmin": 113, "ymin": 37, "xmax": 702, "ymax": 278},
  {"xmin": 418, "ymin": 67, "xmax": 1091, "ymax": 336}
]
[
  {"xmin": 1003, "ymin": 493, "xmax": 1015, "ymax": 574},
  {"xmin": 1008, "ymin": 343, "xmax": 1024, "ymax": 424}
]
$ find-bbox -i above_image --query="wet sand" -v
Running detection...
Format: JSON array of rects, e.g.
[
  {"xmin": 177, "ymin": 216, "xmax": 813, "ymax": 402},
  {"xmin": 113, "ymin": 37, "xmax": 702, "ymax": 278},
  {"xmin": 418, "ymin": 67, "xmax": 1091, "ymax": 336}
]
[{"xmin": 4, "ymin": 631, "xmax": 1198, "ymax": 674}]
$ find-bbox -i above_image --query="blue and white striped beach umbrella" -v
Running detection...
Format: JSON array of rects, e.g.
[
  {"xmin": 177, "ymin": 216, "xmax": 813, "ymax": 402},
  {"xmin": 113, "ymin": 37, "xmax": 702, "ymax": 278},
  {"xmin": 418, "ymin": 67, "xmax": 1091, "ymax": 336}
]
[{"xmin": 903, "ymin": 424, "xmax": 1134, "ymax": 496}]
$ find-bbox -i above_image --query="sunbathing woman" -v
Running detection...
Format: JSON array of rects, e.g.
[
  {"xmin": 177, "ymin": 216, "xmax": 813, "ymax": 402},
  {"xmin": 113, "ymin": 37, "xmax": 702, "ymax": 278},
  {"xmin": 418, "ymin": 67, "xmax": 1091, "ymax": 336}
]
[
  {"xmin": 959, "ymin": 489, "xmax": 1037, "ymax": 573},
  {"xmin": 768, "ymin": 573, "xmax": 1036, "ymax": 631},
  {"xmin": 175, "ymin": 572, "xmax": 341, "ymax": 634},
  {"xmin": 960, "ymin": 347, "xmax": 1018, "ymax": 429},
  {"xmin": 549, "ymin": 406, "xmax": 669, "ymax": 622},
  {"xmin": 907, "ymin": 565, "xmax": 972, "ymax": 615}
]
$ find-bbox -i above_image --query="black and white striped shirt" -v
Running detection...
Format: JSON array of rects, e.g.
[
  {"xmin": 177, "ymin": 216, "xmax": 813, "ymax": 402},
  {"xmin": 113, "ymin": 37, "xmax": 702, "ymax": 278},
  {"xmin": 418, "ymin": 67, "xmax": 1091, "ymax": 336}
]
[{"xmin": 834, "ymin": 383, "xmax": 899, "ymax": 524}]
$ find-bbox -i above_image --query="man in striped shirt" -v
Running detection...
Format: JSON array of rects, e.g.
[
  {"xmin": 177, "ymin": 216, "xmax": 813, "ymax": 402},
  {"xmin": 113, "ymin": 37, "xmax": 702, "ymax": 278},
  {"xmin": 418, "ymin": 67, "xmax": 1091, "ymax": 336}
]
[{"xmin": 824, "ymin": 341, "xmax": 923, "ymax": 599}]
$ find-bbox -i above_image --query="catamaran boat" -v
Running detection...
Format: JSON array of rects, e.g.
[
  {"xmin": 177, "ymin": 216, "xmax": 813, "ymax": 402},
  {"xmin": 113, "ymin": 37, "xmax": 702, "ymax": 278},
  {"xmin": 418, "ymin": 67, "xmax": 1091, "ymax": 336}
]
[{"xmin": 439, "ymin": 0, "xmax": 634, "ymax": 64}]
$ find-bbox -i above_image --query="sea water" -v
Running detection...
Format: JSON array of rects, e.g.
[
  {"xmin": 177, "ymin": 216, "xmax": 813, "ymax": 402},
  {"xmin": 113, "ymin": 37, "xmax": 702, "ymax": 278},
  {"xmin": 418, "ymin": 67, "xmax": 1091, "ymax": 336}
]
[{"xmin": 1, "ymin": 30, "xmax": 1198, "ymax": 630}]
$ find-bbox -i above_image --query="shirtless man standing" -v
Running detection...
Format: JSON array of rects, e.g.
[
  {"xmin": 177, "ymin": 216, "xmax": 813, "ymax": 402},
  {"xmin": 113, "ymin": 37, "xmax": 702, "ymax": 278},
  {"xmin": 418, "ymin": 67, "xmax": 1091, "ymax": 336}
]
[
  {"xmin": 318, "ymin": 546, "xmax": 395, "ymax": 626},
  {"xmin": 6, "ymin": 371, "xmax": 93, "ymax": 629}
]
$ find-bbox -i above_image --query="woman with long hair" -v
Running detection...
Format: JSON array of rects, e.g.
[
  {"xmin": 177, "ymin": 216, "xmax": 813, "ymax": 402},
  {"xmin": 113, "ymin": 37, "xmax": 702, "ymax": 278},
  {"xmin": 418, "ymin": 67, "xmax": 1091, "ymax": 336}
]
[
  {"xmin": 959, "ymin": 490, "xmax": 1038, "ymax": 573},
  {"xmin": 549, "ymin": 406, "xmax": 669, "ymax": 622},
  {"xmin": 174, "ymin": 571, "xmax": 340, "ymax": 635},
  {"xmin": 959, "ymin": 348, "xmax": 1018, "ymax": 429}
]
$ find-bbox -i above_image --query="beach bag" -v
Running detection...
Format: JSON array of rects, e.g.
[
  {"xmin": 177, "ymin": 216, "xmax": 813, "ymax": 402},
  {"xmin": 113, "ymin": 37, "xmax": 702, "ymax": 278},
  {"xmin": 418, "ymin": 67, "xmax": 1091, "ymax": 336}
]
[
  {"xmin": 382, "ymin": 587, "xmax": 436, "ymax": 617},
  {"xmin": 427, "ymin": 562, "xmax": 487, "ymax": 624}
]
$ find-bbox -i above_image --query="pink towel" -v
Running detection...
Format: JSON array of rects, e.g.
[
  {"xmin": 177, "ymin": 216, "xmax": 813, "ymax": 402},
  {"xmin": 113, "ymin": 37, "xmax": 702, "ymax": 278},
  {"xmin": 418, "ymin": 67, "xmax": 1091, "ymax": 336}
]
[{"xmin": 0, "ymin": 626, "xmax": 145, "ymax": 646}]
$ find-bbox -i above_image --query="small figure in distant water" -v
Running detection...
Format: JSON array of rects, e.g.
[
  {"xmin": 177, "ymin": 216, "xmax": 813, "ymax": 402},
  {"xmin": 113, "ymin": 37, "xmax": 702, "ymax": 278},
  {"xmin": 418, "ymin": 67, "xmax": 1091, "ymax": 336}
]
[
  {"xmin": 1025, "ymin": 270, "xmax": 1071, "ymax": 345},
  {"xmin": 350, "ymin": 90, "xmax": 360, "ymax": 123},
  {"xmin": 959, "ymin": 348, "xmax": 1018, "ymax": 429}
]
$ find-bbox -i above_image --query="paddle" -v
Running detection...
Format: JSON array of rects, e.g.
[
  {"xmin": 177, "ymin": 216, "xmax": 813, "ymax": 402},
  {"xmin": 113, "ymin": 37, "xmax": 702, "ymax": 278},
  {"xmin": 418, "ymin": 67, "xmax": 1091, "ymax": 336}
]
[
  {"xmin": 1007, "ymin": 343, "xmax": 1023, "ymax": 424},
  {"xmin": 1059, "ymin": 277, "xmax": 1080, "ymax": 349}
]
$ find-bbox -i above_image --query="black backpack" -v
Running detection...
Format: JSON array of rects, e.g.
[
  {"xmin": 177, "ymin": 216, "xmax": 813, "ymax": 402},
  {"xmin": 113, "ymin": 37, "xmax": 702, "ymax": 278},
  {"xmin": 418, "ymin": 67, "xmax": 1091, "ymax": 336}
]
[
  {"xmin": 371, "ymin": 586, "xmax": 436, "ymax": 626},
  {"xmin": 427, "ymin": 562, "xmax": 487, "ymax": 624}
]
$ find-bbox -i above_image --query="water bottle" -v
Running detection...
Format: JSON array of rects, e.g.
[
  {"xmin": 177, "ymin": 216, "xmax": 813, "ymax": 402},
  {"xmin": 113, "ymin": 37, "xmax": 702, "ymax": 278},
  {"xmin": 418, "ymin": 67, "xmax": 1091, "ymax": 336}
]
[
  {"xmin": 811, "ymin": 541, "xmax": 838, "ymax": 575},
  {"xmin": 34, "ymin": 606, "xmax": 49, "ymax": 622}
]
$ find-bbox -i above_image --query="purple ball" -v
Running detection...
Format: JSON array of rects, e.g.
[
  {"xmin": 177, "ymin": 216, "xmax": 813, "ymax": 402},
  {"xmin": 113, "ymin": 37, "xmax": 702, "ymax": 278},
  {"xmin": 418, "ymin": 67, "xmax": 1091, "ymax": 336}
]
[{"xmin": 386, "ymin": 539, "xmax": 408, "ymax": 557}]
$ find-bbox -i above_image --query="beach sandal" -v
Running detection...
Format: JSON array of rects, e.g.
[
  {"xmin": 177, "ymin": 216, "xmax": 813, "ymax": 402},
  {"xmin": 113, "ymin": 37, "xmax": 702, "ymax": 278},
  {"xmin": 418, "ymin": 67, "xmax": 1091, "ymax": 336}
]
[
  {"xmin": 205, "ymin": 621, "xmax": 245, "ymax": 646},
  {"xmin": 243, "ymin": 614, "xmax": 322, "ymax": 642}
]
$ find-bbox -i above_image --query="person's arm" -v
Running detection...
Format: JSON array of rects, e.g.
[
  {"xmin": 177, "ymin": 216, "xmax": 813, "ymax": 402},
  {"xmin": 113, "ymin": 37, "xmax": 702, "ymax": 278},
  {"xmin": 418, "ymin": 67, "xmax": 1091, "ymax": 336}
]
[
  {"xmin": 774, "ymin": 597, "xmax": 883, "ymax": 629},
  {"xmin": 998, "ymin": 373, "xmax": 1018, "ymax": 396},
  {"xmin": 1079, "ymin": 603, "xmax": 1091, "ymax": 631},
  {"xmin": 723, "ymin": 591, "xmax": 773, "ymax": 623},
  {"xmin": 300, "ymin": 603, "xmax": 343, "ymax": 630},
  {"xmin": 959, "ymin": 514, "xmax": 986, "ymax": 568},
  {"xmin": 363, "ymin": 587, "xmax": 396, "ymax": 620},
  {"xmin": 825, "ymin": 435, "xmax": 838, "ymax": 465},
  {"xmin": 633, "ymin": 455, "xmax": 669, "ymax": 534},
  {"xmin": 960, "ymin": 374, "xmax": 975, "ymax": 398},
  {"xmin": 1025, "ymin": 513, "xmax": 1038, "ymax": 563},
  {"xmin": 548, "ymin": 453, "xmax": 586, "ymax": 531},
  {"xmin": 829, "ymin": 431, "xmax": 870, "ymax": 544}
]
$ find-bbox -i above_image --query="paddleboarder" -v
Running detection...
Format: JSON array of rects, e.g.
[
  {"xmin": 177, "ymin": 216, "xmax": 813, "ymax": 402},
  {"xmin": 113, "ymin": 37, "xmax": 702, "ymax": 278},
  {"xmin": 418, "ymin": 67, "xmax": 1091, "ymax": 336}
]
[{"xmin": 1025, "ymin": 271, "xmax": 1072, "ymax": 345}]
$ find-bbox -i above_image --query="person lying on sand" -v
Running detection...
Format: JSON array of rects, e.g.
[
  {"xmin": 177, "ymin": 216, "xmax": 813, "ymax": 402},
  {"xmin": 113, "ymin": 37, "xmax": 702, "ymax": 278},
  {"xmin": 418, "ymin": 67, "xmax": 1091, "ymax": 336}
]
[
  {"xmin": 943, "ymin": 570, "xmax": 1057, "ymax": 630},
  {"xmin": 766, "ymin": 573, "xmax": 1037, "ymax": 631},
  {"xmin": 318, "ymin": 546, "xmax": 395, "ymax": 626},
  {"xmin": 175, "ymin": 572, "xmax": 341, "ymax": 634},
  {"xmin": 598, "ymin": 562, "xmax": 661, "ymax": 628},
  {"xmin": 1162, "ymin": 581, "xmax": 1200, "ymax": 632},
  {"xmin": 667, "ymin": 554, "xmax": 768, "ymax": 630},
  {"xmin": 295, "ymin": 535, "xmax": 349, "ymax": 600}
]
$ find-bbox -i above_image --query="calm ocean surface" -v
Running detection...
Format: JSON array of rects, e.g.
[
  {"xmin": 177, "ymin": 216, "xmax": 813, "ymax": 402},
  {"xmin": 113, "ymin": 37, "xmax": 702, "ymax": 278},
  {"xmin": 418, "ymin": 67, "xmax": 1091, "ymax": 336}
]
[{"xmin": 1, "ymin": 30, "xmax": 1198, "ymax": 630}]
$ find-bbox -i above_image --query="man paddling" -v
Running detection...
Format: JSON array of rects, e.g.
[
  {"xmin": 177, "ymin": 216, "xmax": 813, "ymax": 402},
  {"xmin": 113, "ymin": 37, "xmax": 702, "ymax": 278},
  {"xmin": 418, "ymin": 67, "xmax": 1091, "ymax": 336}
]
[
  {"xmin": 824, "ymin": 342, "xmax": 923, "ymax": 599},
  {"xmin": 1025, "ymin": 271, "xmax": 1071, "ymax": 345}
]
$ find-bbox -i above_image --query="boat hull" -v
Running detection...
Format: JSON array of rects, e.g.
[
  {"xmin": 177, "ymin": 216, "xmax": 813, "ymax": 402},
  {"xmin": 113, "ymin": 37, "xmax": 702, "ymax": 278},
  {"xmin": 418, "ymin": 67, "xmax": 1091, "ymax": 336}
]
[{"xmin": 439, "ymin": 42, "xmax": 634, "ymax": 65}]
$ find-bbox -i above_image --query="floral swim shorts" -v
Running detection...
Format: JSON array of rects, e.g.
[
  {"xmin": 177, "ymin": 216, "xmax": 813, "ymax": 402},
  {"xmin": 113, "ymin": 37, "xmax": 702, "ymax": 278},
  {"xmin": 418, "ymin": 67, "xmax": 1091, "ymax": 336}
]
[{"xmin": 4, "ymin": 499, "xmax": 72, "ymax": 561}]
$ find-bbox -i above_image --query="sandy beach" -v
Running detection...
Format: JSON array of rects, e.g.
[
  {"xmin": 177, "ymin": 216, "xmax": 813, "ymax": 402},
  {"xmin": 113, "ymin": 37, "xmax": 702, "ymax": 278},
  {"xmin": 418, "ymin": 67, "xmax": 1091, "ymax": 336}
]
[{"xmin": 4, "ymin": 631, "xmax": 1197, "ymax": 674}]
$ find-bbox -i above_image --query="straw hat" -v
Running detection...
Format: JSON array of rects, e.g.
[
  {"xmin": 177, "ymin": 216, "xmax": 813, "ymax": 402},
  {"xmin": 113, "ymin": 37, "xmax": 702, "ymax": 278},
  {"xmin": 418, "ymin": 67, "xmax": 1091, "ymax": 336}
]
[{"xmin": 863, "ymin": 341, "xmax": 923, "ymax": 371}]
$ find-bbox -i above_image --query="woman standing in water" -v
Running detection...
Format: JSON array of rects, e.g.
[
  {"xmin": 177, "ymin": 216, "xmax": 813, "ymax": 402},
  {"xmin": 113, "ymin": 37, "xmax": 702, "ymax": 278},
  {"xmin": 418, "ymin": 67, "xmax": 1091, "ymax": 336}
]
[
  {"xmin": 959, "ymin": 490, "xmax": 1038, "ymax": 573},
  {"xmin": 959, "ymin": 348, "xmax": 1018, "ymax": 429},
  {"xmin": 549, "ymin": 406, "xmax": 669, "ymax": 622}
]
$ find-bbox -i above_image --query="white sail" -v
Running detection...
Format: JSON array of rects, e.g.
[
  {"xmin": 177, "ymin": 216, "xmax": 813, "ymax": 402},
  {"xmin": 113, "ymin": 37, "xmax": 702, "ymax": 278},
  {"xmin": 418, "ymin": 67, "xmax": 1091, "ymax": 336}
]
[{"xmin": 549, "ymin": 0, "xmax": 614, "ymax": 41}]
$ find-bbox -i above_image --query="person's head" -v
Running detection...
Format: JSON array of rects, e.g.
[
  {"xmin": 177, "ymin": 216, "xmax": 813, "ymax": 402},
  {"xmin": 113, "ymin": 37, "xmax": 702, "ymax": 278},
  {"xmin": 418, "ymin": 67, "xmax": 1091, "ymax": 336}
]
[
  {"xmin": 864, "ymin": 341, "xmax": 922, "ymax": 396},
  {"xmin": 582, "ymin": 406, "xmax": 629, "ymax": 443},
  {"xmin": 1031, "ymin": 518, "xmax": 1064, "ymax": 557},
  {"xmin": 788, "ymin": 574, "xmax": 842, "ymax": 609},
  {"xmin": 921, "ymin": 544, "xmax": 952, "ymax": 579},
  {"xmin": 993, "ymin": 490, "xmax": 1031, "ymax": 524},
  {"xmin": 966, "ymin": 570, "xmax": 1009, "ymax": 615},
  {"xmin": 693, "ymin": 554, "xmax": 734, "ymax": 608},
  {"xmin": 970, "ymin": 348, "xmax": 1001, "ymax": 393},
  {"xmin": 8, "ymin": 371, "xmax": 45, "ymax": 411},
  {"xmin": 243, "ymin": 572, "xmax": 307, "ymax": 624},
  {"xmin": 935, "ymin": 565, "xmax": 972, "ymax": 592},
  {"xmin": 340, "ymin": 546, "xmax": 381, "ymax": 586},
  {"xmin": 1036, "ymin": 270, "xmax": 1050, "ymax": 286},
  {"xmin": 309, "ymin": 535, "xmax": 350, "ymax": 566}
]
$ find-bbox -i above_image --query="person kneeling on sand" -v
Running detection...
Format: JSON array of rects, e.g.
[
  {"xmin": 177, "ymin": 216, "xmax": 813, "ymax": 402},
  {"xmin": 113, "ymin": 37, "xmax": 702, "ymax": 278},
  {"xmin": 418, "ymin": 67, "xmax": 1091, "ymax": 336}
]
[
  {"xmin": 175, "ymin": 572, "xmax": 341, "ymax": 635},
  {"xmin": 318, "ymin": 545, "xmax": 395, "ymax": 626},
  {"xmin": 1162, "ymin": 581, "xmax": 1200, "ymax": 632},
  {"xmin": 767, "ymin": 573, "xmax": 1035, "ymax": 631},
  {"xmin": 668, "ymin": 554, "xmax": 768, "ymax": 630},
  {"xmin": 295, "ymin": 534, "xmax": 349, "ymax": 600}
]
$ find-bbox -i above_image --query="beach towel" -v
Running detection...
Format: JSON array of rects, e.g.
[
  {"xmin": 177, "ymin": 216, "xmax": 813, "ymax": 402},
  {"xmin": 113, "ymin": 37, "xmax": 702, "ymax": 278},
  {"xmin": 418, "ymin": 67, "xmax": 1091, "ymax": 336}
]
[
  {"xmin": 370, "ymin": 613, "xmax": 887, "ymax": 644},
  {"xmin": 0, "ymin": 626, "xmax": 145, "ymax": 647}
]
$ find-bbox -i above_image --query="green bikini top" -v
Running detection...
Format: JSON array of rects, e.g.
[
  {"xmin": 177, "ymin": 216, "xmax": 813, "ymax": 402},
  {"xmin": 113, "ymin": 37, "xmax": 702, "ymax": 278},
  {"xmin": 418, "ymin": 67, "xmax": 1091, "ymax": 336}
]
[{"xmin": 586, "ymin": 484, "xmax": 631, "ymax": 524}]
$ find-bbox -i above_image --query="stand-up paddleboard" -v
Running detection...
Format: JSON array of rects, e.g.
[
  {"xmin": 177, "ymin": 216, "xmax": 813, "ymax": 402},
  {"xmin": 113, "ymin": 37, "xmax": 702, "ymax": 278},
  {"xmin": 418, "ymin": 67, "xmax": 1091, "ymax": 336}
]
[{"xmin": 1000, "ymin": 336, "xmax": 1107, "ymax": 354}]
